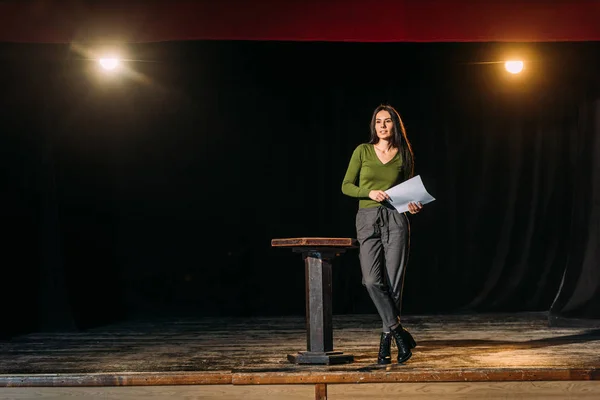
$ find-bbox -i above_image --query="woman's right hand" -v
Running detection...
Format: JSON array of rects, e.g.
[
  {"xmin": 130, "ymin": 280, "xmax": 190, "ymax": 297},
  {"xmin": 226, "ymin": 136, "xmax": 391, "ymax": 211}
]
[{"xmin": 369, "ymin": 190, "xmax": 390, "ymax": 203}]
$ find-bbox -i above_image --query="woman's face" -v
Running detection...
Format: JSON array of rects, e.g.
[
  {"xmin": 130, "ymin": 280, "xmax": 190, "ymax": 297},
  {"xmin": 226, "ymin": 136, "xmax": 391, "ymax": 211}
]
[{"xmin": 375, "ymin": 110, "xmax": 393, "ymax": 141}]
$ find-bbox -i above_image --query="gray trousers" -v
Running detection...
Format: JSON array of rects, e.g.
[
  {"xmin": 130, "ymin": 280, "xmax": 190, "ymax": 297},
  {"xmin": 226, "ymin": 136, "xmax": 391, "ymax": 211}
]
[{"xmin": 355, "ymin": 205, "xmax": 410, "ymax": 332}]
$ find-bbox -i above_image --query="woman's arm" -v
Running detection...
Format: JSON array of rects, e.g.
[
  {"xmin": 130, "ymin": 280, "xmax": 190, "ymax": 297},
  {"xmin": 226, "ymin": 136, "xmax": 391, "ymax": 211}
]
[{"xmin": 341, "ymin": 146, "xmax": 370, "ymax": 198}]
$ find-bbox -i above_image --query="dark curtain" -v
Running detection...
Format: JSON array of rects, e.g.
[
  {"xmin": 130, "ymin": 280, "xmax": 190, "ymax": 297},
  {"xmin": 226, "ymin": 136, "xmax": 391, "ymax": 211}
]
[
  {"xmin": 548, "ymin": 99, "xmax": 600, "ymax": 327},
  {"xmin": 1, "ymin": 41, "xmax": 599, "ymax": 338}
]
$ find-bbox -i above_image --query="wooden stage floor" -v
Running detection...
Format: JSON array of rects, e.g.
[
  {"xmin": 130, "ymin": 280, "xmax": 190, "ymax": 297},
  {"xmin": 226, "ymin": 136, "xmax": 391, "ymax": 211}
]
[{"xmin": 1, "ymin": 312, "xmax": 599, "ymax": 389}]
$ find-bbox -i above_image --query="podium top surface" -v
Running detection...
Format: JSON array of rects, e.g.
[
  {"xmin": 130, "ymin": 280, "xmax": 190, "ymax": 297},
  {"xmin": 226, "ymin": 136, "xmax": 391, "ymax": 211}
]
[{"xmin": 271, "ymin": 237, "xmax": 358, "ymax": 248}]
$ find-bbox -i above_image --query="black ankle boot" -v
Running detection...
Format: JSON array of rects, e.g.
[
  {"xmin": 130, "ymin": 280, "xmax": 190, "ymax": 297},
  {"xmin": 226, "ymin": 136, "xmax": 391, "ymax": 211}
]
[
  {"xmin": 391, "ymin": 326, "xmax": 412, "ymax": 363},
  {"xmin": 377, "ymin": 332, "xmax": 392, "ymax": 364},
  {"xmin": 400, "ymin": 326, "xmax": 417, "ymax": 349}
]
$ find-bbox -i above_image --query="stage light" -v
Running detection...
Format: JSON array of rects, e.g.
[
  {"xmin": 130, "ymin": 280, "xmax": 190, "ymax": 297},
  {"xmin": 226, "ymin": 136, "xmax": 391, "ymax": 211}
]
[
  {"xmin": 505, "ymin": 60, "xmax": 524, "ymax": 74},
  {"xmin": 99, "ymin": 57, "xmax": 120, "ymax": 71}
]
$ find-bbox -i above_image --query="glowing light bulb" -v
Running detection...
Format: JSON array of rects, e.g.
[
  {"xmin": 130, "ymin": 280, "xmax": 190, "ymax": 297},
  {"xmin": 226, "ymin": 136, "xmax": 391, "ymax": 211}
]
[{"xmin": 505, "ymin": 60, "xmax": 524, "ymax": 74}]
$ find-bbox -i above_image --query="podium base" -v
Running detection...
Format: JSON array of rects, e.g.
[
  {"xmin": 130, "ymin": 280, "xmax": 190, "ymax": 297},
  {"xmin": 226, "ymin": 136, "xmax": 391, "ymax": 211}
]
[{"xmin": 287, "ymin": 351, "xmax": 354, "ymax": 365}]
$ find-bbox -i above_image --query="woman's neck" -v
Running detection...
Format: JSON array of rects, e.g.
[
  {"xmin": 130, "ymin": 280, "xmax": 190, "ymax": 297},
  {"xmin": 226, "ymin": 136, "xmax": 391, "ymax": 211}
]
[{"xmin": 375, "ymin": 139, "xmax": 394, "ymax": 151}]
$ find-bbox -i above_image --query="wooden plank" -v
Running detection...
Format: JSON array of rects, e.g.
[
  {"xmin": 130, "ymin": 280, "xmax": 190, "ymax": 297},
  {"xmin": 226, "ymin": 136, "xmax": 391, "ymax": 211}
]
[
  {"xmin": 271, "ymin": 238, "xmax": 358, "ymax": 247},
  {"xmin": 0, "ymin": 372, "xmax": 231, "ymax": 387},
  {"xmin": 232, "ymin": 368, "xmax": 600, "ymax": 385},
  {"xmin": 327, "ymin": 382, "xmax": 600, "ymax": 399},
  {"xmin": 4, "ymin": 382, "xmax": 600, "ymax": 400},
  {"xmin": 549, "ymin": 315, "xmax": 600, "ymax": 328},
  {"xmin": 0, "ymin": 385, "xmax": 314, "ymax": 400}
]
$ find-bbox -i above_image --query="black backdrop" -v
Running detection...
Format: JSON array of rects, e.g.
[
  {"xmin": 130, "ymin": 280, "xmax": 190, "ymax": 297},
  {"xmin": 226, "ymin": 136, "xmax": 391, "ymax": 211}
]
[{"xmin": 2, "ymin": 41, "xmax": 600, "ymax": 338}]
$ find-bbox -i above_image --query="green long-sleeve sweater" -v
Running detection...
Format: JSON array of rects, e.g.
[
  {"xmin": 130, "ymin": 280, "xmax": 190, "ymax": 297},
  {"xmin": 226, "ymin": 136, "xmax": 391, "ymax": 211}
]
[{"xmin": 341, "ymin": 143, "xmax": 404, "ymax": 209}]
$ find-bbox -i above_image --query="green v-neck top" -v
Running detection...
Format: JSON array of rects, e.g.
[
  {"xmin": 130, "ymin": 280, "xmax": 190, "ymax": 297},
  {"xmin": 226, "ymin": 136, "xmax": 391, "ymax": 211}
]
[{"xmin": 341, "ymin": 143, "xmax": 404, "ymax": 209}]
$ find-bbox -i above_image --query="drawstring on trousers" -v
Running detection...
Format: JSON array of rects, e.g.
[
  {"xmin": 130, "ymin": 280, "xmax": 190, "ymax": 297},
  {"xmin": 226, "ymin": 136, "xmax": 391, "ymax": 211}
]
[{"xmin": 374, "ymin": 206, "xmax": 391, "ymax": 243}]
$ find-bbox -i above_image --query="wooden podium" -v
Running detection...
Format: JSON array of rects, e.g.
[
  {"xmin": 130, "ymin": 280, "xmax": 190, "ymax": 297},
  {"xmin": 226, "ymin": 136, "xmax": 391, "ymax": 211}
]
[{"xmin": 271, "ymin": 237, "xmax": 357, "ymax": 365}]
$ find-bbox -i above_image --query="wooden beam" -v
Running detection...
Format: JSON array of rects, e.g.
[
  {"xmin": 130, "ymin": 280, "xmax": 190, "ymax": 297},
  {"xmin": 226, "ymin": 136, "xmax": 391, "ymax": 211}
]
[
  {"xmin": 0, "ymin": 372, "xmax": 231, "ymax": 387},
  {"xmin": 232, "ymin": 368, "xmax": 600, "ymax": 385},
  {"xmin": 315, "ymin": 383, "xmax": 327, "ymax": 400},
  {"xmin": 271, "ymin": 238, "xmax": 357, "ymax": 248}
]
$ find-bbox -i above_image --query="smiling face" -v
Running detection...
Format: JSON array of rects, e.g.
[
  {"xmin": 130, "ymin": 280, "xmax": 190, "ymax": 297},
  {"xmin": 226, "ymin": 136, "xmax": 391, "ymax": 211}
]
[{"xmin": 375, "ymin": 110, "xmax": 393, "ymax": 141}]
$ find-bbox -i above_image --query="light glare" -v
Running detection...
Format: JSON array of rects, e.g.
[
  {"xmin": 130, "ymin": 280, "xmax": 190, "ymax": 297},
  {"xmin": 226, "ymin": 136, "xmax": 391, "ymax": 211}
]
[
  {"xmin": 99, "ymin": 58, "xmax": 120, "ymax": 71},
  {"xmin": 505, "ymin": 60, "xmax": 524, "ymax": 74}
]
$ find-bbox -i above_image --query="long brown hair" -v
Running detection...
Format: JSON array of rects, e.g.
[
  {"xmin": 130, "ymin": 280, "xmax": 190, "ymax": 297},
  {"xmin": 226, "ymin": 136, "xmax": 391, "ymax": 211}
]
[{"xmin": 369, "ymin": 104, "xmax": 414, "ymax": 180}]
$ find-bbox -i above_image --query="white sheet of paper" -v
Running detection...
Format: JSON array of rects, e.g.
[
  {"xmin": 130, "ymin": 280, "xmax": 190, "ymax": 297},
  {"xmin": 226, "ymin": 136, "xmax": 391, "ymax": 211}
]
[{"xmin": 384, "ymin": 175, "xmax": 436, "ymax": 213}]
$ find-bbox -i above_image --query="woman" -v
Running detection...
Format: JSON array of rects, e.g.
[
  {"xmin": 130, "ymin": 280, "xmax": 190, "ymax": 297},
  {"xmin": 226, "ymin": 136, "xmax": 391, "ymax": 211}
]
[{"xmin": 341, "ymin": 104, "xmax": 422, "ymax": 364}]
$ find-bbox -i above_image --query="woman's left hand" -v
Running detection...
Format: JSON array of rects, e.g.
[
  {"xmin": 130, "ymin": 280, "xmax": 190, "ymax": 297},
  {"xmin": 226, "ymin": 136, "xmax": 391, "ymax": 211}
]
[{"xmin": 408, "ymin": 202, "xmax": 423, "ymax": 214}]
